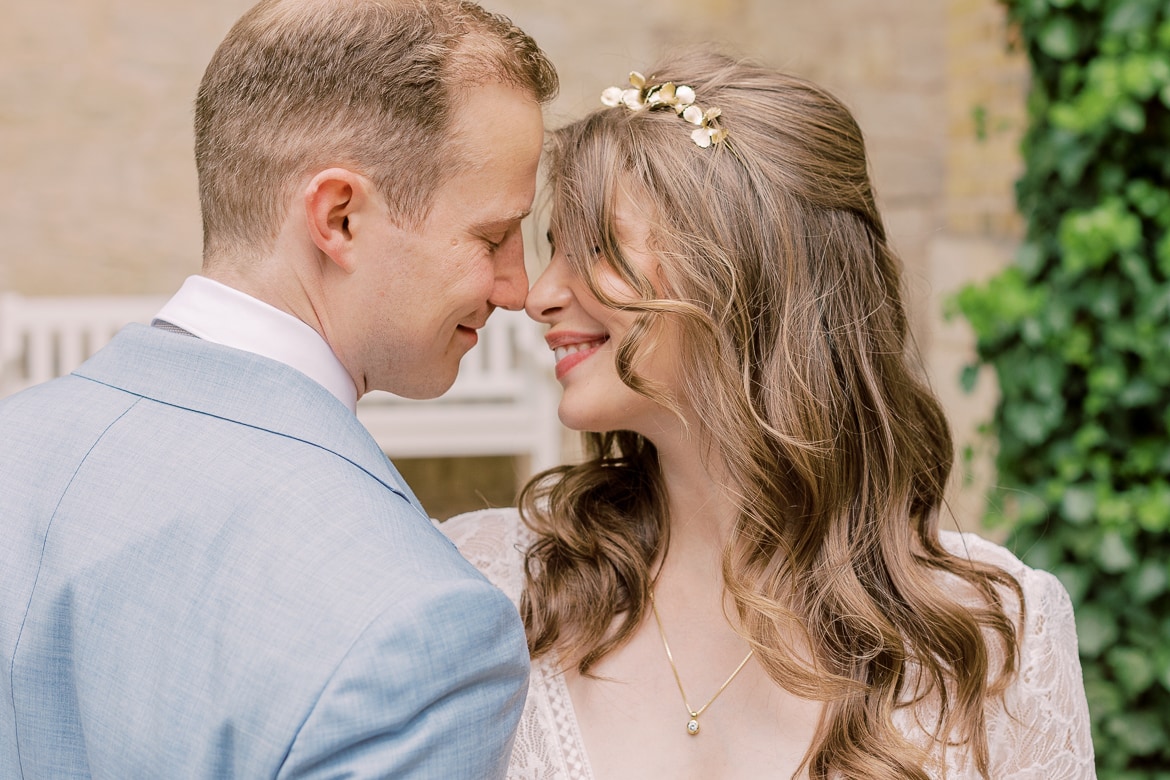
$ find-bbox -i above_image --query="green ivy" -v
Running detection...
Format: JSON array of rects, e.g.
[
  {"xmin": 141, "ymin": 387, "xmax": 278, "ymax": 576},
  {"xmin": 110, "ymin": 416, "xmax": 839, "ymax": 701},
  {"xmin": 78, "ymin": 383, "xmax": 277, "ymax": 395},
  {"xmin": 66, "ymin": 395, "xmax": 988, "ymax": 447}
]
[{"xmin": 955, "ymin": 0, "xmax": 1170, "ymax": 774}]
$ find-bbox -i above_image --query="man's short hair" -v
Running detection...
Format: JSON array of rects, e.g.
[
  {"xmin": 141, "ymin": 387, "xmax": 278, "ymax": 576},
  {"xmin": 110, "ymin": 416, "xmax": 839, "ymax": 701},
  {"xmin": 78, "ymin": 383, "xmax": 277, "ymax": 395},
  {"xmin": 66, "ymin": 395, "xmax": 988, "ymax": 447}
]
[{"xmin": 194, "ymin": 0, "xmax": 558, "ymax": 263}]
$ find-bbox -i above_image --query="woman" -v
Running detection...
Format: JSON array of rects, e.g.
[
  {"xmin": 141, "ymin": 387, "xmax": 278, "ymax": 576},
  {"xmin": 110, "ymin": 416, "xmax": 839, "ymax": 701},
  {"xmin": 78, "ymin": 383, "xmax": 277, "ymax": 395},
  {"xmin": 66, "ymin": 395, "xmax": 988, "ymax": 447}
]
[{"xmin": 443, "ymin": 50, "xmax": 1094, "ymax": 779}]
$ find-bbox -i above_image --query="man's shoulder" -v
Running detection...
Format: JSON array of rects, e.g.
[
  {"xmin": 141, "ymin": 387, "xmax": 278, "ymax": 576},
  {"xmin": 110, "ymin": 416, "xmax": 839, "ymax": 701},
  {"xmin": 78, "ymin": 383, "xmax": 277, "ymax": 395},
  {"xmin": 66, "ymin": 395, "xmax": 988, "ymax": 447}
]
[{"xmin": 439, "ymin": 507, "xmax": 529, "ymax": 604}]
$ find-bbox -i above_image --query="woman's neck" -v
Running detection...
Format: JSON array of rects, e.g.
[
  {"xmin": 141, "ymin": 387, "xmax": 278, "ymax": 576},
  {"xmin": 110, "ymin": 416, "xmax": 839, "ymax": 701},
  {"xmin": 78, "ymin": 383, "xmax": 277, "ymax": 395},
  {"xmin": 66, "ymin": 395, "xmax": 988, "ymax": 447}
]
[{"xmin": 652, "ymin": 436, "xmax": 738, "ymax": 605}]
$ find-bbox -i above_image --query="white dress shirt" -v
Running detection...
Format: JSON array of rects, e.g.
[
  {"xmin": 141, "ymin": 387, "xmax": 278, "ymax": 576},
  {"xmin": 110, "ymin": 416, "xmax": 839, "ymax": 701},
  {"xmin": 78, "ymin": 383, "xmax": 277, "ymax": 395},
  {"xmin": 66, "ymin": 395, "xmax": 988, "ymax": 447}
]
[{"xmin": 154, "ymin": 275, "xmax": 358, "ymax": 412}]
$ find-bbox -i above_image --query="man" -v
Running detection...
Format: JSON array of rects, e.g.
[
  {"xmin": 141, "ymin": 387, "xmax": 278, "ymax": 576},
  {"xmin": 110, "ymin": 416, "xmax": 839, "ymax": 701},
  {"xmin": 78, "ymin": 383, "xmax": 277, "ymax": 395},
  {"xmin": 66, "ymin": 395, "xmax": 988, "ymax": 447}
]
[{"xmin": 0, "ymin": 0, "xmax": 556, "ymax": 776}]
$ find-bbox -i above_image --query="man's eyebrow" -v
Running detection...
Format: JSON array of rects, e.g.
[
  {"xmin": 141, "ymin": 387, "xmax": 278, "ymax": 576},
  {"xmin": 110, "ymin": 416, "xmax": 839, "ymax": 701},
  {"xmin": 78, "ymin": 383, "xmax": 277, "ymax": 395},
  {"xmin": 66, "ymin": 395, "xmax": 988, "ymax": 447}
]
[{"xmin": 476, "ymin": 209, "xmax": 532, "ymax": 231}]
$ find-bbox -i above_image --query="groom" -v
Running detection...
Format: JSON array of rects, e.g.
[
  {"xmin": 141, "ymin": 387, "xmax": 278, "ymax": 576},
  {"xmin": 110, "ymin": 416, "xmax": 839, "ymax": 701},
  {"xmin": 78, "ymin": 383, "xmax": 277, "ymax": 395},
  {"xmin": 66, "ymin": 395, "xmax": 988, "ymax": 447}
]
[{"xmin": 0, "ymin": 0, "xmax": 555, "ymax": 777}]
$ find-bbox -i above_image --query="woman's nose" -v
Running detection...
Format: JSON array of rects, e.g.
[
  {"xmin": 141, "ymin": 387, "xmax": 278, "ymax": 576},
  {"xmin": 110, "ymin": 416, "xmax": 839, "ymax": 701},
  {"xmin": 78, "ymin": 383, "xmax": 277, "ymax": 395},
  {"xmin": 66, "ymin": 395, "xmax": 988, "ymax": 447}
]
[{"xmin": 524, "ymin": 252, "xmax": 573, "ymax": 323}]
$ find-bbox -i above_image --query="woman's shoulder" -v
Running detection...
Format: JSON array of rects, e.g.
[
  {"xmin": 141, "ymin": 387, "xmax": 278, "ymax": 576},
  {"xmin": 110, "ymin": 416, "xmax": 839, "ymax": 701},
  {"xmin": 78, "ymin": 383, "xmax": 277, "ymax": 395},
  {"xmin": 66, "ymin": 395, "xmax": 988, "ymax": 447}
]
[
  {"xmin": 924, "ymin": 531, "xmax": 1095, "ymax": 775},
  {"xmin": 438, "ymin": 506, "xmax": 533, "ymax": 604},
  {"xmin": 935, "ymin": 529, "xmax": 1085, "ymax": 700},
  {"xmin": 938, "ymin": 528, "xmax": 1022, "ymax": 570},
  {"xmin": 936, "ymin": 529, "xmax": 1068, "ymax": 607}
]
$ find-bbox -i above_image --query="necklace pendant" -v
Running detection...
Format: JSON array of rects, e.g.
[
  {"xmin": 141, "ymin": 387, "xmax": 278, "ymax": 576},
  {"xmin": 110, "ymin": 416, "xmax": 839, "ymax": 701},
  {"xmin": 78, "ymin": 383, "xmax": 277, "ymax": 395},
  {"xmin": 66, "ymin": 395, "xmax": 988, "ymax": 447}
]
[{"xmin": 686, "ymin": 718, "xmax": 700, "ymax": 736}]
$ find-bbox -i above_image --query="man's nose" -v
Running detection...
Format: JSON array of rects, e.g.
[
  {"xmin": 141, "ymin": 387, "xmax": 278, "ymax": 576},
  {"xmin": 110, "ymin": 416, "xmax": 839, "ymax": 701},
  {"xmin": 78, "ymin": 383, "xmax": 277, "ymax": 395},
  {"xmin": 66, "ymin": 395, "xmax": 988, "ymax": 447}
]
[{"xmin": 489, "ymin": 233, "xmax": 529, "ymax": 311}]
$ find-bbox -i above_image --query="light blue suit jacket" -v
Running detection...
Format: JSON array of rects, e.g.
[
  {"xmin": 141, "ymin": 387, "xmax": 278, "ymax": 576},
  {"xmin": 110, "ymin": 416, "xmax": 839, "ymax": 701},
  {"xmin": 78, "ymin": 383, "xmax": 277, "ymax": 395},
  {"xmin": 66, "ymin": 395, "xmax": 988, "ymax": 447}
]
[{"xmin": 0, "ymin": 324, "xmax": 528, "ymax": 778}]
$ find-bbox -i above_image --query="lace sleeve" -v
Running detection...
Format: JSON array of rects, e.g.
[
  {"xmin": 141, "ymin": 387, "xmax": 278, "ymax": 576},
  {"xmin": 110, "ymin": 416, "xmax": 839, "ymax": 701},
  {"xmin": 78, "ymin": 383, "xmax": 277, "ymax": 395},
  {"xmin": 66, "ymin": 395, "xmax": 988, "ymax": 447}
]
[
  {"xmin": 438, "ymin": 507, "xmax": 528, "ymax": 604},
  {"xmin": 947, "ymin": 534, "xmax": 1097, "ymax": 778}
]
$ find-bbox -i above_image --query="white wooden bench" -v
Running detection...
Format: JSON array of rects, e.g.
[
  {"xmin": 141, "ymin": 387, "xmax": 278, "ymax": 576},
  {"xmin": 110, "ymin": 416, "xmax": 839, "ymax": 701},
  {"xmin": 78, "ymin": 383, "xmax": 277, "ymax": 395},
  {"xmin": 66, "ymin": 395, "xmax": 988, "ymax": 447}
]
[{"xmin": 0, "ymin": 292, "xmax": 562, "ymax": 474}]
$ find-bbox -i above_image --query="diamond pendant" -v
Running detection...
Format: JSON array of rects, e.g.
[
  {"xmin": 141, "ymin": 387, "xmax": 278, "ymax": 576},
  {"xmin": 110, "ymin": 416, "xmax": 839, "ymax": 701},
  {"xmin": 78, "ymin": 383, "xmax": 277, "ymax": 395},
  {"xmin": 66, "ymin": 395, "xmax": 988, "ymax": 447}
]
[{"xmin": 686, "ymin": 718, "xmax": 700, "ymax": 735}]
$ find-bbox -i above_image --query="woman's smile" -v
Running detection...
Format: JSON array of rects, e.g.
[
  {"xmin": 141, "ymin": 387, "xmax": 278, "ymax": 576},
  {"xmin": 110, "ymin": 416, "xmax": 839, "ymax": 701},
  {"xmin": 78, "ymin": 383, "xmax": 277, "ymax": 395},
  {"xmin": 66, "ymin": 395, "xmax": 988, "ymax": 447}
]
[{"xmin": 546, "ymin": 332, "xmax": 610, "ymax": 380}]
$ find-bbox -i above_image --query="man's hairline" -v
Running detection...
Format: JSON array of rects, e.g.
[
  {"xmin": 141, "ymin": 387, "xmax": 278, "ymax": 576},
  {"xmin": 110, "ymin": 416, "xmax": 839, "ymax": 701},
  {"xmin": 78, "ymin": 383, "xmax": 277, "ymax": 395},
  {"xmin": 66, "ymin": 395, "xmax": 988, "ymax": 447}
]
[{"xmin": 400, "ymin": 79, "xmax": 546, "ymax": 226}]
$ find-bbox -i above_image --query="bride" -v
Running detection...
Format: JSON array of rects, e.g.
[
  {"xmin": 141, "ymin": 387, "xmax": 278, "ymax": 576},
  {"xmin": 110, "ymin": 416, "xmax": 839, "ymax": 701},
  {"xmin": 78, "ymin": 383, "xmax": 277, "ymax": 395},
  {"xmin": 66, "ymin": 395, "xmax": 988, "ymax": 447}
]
[{"xmin": 442, "ymin": 49, "xmax": 1094, "ymax": 779}]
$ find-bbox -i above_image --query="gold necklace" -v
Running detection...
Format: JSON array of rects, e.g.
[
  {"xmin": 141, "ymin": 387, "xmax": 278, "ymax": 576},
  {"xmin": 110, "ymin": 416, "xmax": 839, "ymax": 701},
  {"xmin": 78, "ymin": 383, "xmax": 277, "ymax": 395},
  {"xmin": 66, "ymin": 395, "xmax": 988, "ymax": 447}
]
[{"xmin": 649, "ymin": 591, "xmax": 755, "ymax": 736}]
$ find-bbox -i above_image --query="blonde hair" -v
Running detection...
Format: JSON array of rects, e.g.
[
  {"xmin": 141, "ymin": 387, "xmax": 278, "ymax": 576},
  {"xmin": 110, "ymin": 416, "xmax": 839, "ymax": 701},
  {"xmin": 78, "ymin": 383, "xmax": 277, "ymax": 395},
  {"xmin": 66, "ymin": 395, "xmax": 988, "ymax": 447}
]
[
  {"xmin": 194, "ymin": 0, "xmax": 557, "ymax": 264},
  {"xmin": 520, "ymin": 50, "xmax": 1021, "ymax": 779}
]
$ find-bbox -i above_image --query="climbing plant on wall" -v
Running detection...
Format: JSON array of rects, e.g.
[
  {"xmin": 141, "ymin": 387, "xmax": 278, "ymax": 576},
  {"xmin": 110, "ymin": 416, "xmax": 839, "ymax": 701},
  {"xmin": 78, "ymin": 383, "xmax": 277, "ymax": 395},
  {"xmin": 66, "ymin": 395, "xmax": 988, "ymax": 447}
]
[{"xmin": 956, "ymin": 0, "xmax": 1170, "ymax": 774}]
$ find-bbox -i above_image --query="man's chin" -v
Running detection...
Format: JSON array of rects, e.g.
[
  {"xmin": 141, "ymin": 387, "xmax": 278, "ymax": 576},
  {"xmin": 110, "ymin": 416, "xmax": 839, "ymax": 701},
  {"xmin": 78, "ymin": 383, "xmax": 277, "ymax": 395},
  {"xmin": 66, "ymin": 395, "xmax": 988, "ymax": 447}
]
[
  {"xmin": 385, "ymin": 363, "xmax": 460, "ymax": 400},
  {"xmin": 390, "ymin": 379, "xmax": 456, "ymax": 401}
]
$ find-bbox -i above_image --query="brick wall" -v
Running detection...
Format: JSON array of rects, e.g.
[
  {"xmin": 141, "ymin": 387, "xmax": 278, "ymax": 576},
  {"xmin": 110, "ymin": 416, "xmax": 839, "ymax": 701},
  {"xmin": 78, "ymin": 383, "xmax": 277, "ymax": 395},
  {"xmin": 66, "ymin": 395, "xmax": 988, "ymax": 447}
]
[
  {"xmin": 0, "ymin": 1, "xmax": 251, "ymax": 294},
  {"xmin": 929, "ymin": 0, "xmax": 1028, "ymax": 531}
]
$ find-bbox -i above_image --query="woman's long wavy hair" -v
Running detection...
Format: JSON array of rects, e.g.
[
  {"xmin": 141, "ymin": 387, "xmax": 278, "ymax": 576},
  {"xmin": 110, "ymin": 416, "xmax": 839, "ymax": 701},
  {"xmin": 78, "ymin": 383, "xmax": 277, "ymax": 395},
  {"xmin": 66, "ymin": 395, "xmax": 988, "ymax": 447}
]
[{"xmin": 519, "ymin": 50, "xmax": 1023, "ymax": 779}]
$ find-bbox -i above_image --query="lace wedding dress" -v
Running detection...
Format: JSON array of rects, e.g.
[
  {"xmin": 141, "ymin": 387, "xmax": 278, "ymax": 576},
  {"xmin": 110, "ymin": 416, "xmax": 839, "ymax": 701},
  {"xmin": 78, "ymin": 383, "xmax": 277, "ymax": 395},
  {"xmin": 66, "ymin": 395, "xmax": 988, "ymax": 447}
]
[{"xmin": 441, "ymin": 508, "xmax": 1096, "ymax": 779}]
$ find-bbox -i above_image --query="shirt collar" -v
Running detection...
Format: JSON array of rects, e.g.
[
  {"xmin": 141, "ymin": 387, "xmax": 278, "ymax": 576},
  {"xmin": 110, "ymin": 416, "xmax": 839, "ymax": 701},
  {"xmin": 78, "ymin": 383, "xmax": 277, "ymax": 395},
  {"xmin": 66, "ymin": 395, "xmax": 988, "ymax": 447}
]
[{"xmin": 153, "ymin": 275, "xmax": 359, "ymax": 413}]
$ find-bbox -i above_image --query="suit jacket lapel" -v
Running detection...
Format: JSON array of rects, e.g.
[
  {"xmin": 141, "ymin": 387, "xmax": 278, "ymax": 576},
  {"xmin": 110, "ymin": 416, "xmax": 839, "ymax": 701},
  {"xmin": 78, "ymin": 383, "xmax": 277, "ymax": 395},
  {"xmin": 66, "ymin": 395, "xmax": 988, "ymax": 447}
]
[{"xmin": 74, "ymin": 324, "xmax": 427, "ymax": 517}]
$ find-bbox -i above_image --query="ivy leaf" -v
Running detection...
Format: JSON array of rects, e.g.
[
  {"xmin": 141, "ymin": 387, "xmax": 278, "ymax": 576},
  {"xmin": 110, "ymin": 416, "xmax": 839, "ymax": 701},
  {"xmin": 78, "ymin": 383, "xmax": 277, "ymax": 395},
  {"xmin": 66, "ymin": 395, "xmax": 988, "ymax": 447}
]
[
  {"xmin": 1125, "ymin": 178, "xmax": 1170, "ymax": 218},
  {"xmin": 1004, "ymin": 401, "xmax": 1063, "ymax": 444},
  {"xmin": 1060, "ymin": 486, "xmax": 1096, "ymax": 524},
  {"xmin": 1058, "ymin": 198, "xmax": 1142, "ymax": 275},
  {"xmin": 1118, "ymin": 377, "xmax": 1158, "ymax": 408},
  {"xmin": 959, "ymin": 363, "xmax": 980, "ymax": 394},
  {"xmin": 1055, "ymin": 134, "xmax": 1096, "ymax": 183},
  {"xmin": 1112, "ymin": 99, "xmax": 1146, "ymax": 132},
  {"xmin": 1107, "ymin": 646, "xmax": 1156, "ymax": 697},
  {"xmin": 1038, "ymin": 16, "xmax": 1082, "ymax": 60},
  {"xmin": 1073, "ymin": 423, "xmax": 1108, "ymax": 452},
  {"xmin": 1104, "ymin": 0, "xmax": 1159, "ymax": 39},
  {"xmin": 1096, "ymin": 531, "xmax": 1137, "ymax": 573},
  {"xmin": 1078, "ymin": 604, "xmax": 1121, "ymax": 657},
  {"xmin": 1097, "ymin": 495, "xmax": 1135, "ymax": 529},
  {"xmin": 1126, "ymin": 560, "xmax": 1169, "ymax": 602},
  {"xmin": 1104, "ymin": 711, "xmax": 1165, "ymax": 755},
  {"xmin": 1159, "ymin": 649, "xmax": 1170, "ymax": 692},
  {"xmin": 1135, "ymin": 482, "xmax": 1170, "ymax": 532},
  {"xmin": 1053, "ymin": 563, "xmax": 1091, "ymax": 603},
  {"xmin": 1087, "ymin": 278, "xmax": 1123, "ymax": 319},
  {"xmin": 1083, "ymin": 664, "xmax": 1124, "ymax": 717},
  {"xmin": 1120, "ymin": 53, "xmax": 1170, "ymax": 99},
  {"xmin": 1156, "ymin": 231, "xmax": 1170, "ymax": 277},
  {"xmin": 1015, "ymin": 241, "xmax": 1046, "ymax": 277},
  {"xmin": 1088, "ymin": 363, "xmax": 1126, "ymax": 399}
]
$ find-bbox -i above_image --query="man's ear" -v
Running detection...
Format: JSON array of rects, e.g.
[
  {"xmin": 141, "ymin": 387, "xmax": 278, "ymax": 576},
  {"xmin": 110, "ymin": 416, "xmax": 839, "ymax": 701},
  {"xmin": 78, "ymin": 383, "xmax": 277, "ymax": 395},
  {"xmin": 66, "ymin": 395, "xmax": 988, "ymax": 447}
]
[{"xmin": 304, "ymin": 168, "xmax": 373, "ymax": 273}]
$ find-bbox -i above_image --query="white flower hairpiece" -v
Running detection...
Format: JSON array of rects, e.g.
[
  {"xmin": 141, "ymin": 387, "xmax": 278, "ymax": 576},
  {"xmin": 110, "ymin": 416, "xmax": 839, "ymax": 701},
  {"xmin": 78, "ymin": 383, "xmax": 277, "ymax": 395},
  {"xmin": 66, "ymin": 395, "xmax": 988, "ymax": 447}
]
[{"xmin": 600, "ymin": 71, "xmax": 729, "ymax": 148}]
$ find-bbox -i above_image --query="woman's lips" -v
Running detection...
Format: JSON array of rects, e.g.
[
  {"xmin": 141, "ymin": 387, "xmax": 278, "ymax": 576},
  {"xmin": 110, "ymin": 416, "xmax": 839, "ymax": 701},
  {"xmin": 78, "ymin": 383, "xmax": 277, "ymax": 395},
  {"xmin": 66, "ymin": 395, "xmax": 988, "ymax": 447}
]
[{"xmin": 546, "ymin": 333, "xmax": 609, "ymax": 380}]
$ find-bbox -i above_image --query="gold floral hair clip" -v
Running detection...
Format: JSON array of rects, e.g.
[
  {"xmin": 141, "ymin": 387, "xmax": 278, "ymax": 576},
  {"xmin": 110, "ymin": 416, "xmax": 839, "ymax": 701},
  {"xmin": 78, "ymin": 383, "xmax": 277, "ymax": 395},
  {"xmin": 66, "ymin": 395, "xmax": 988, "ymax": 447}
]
[{"xmin": 600, "ymin": 71, "xmax": 729, "ymax": 149}]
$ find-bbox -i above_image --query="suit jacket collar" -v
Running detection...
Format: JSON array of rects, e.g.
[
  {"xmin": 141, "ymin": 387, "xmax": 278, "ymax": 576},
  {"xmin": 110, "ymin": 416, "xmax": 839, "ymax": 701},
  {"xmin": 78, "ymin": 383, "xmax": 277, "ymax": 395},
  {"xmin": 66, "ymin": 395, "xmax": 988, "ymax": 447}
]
[{"xmin": 73, "ymin": 323, "xmax": 426, "ymax": 516}]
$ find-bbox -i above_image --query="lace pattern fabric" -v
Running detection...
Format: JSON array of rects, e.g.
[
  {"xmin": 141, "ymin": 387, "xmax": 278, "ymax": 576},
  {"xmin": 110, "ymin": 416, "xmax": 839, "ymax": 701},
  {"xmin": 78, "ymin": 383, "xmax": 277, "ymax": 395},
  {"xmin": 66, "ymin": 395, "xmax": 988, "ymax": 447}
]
[{"xmin": 440, "ymin": 508, "xmax": 1095, "ymax": 779}]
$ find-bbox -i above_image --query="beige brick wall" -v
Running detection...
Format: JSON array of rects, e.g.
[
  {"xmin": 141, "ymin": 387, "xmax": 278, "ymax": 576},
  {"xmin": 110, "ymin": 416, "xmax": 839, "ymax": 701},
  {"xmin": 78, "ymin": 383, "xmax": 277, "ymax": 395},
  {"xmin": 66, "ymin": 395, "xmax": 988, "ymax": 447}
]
[
  {"xmin": 945, "ymin": 0, "xmax": 1027, "ymax": 238},
  {"xmin": 0, "ymin": 1, "xmax": 1026, "ymax": 524},
  {"xmin": 929, "ymin": 0, "xmax": 1028, "ymax": 532},
  {"xmin": 0, "ymin": 1, "xmax": 253, "ymax": 294}
]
